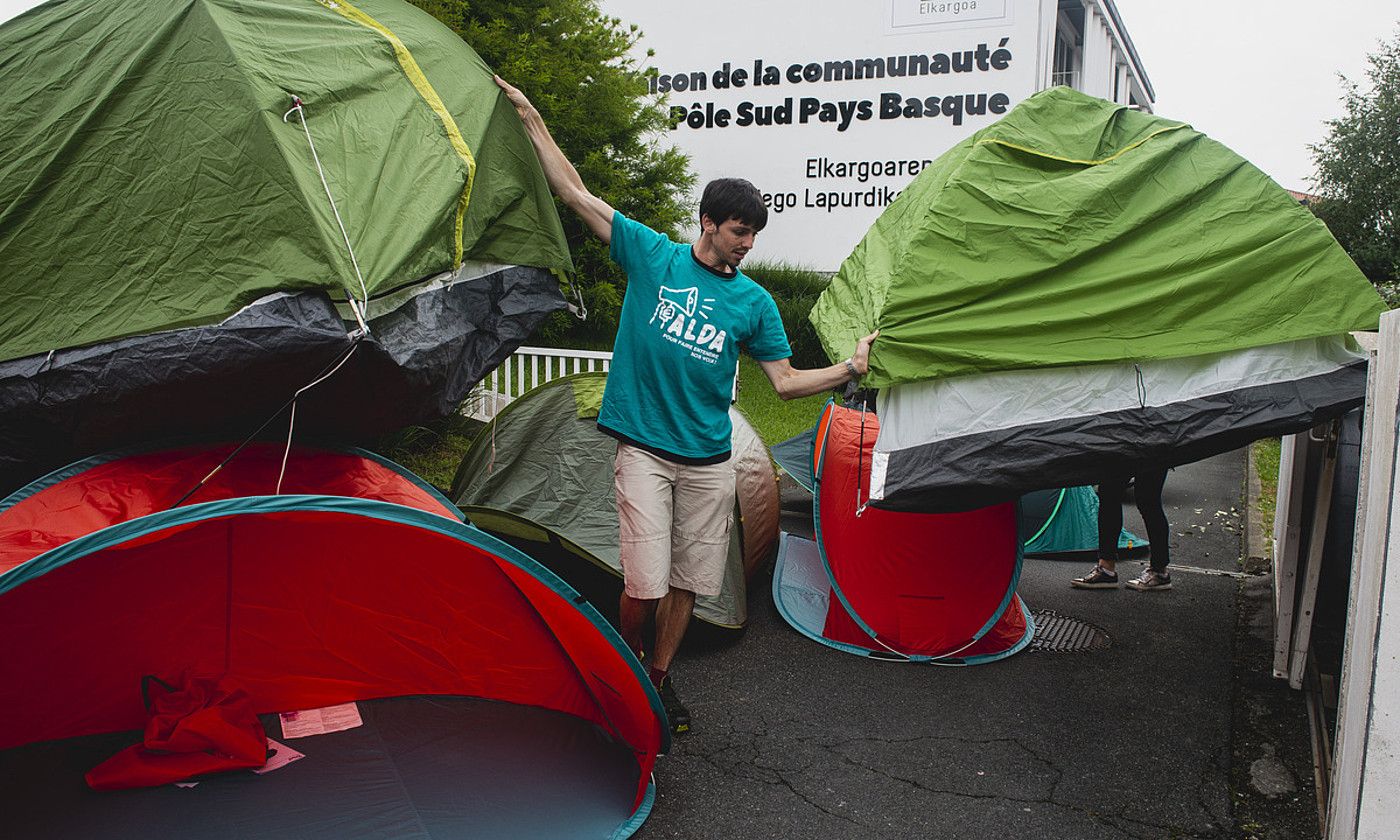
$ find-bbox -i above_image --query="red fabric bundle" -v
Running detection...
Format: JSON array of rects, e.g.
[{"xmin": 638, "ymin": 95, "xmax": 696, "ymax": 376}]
[{"xmin": 86, "ymin": 674, "xmax": 267, "ymax": 791}]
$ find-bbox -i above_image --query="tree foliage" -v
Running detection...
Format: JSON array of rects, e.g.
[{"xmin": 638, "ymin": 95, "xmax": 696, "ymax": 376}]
[
  {"xmin": 1310, "ymin": 29, "xmax": 1400, "ymax": 303},
  {"xmin": 413, "ymin": 0, "xmax": 694, "ymax": 345}
]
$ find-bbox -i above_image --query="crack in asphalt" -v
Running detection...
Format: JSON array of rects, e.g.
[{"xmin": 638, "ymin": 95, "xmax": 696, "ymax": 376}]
[
  {"xmin": 674, "ymin": 721, "xmax": 1228, "ymax": 838},
  {"xmin": 680, "ymin": 721, "xmax": 871, "ymax": 829}
]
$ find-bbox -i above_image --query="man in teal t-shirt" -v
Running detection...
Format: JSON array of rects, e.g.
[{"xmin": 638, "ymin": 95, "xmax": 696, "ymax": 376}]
[
  {"xmin": 499, "ymin": 77, "xmax": 877, "ymax": 735},
  {"xmin": 601, "ymin": 208, "xmax": 793, "ymax": 462}
]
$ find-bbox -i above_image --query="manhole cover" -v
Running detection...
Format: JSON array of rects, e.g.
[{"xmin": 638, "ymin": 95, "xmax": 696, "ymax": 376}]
[{"xmin": 1030, "ymin": 610, "xmax": 1111, "ymax": 653}]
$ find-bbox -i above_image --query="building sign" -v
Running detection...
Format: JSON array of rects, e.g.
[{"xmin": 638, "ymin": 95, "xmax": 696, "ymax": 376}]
[
  {"xmin": 891, "ymin": 0, "xmax": 1011, "ymax": 30},
  {"xmin": 601, "ymin": 0, "xmax": 1045, "ymax": 271}
]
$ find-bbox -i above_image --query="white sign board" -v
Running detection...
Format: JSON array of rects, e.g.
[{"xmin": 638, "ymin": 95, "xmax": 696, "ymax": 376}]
[{"xmin": 601, "ymin": 0, "xmax": 1049, "ymax": 271}]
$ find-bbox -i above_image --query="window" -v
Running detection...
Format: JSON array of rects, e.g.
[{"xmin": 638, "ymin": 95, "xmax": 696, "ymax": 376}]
[{"xmin": 1052, "ymin": 2, "xmax": 1084, "ymax": 89}]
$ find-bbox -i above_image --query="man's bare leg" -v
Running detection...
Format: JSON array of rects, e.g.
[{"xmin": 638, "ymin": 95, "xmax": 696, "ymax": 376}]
[
  {"xmin": 619, "ymin": 592, "xmax": 659, "ymax": 659},
  {"xmin": 649, "ymin": 586, "xmax": 696, "ymax": 733},
  {"xmin": 652, "ymin": 587, "xmax": 696, "ymax": 672}
]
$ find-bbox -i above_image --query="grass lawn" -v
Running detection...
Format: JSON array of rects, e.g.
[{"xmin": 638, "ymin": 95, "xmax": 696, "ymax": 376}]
[
  {"xmin": 734, "ymin": 354, "xmax": 833, "ymax": 446},
  {"xmin": 375, "ymin": 412, "xmax": 483, "ymax": 495},
  {"xmin": 1252, "ymin": 437, "xmax": 1281, "ymax": 553}
]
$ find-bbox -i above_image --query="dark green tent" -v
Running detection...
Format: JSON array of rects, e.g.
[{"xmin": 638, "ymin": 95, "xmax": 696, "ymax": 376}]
[
  {"xmin": 451, "ymin": 373, "xmax": 778, "ymax": 631},
  {"xmin": 0, "ymin": 0, "xmax": 572, "ymax": 491}
]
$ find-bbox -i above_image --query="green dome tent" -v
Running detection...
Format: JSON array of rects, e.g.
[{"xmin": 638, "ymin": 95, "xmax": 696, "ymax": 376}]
[
  {"xmin": 450, "ymin": 373, "xmax": 779, "ymax": 631},
  {"xmin": 811, "ymin": 87, "xmax": 1386, "ymax": 511},
  {"xmin": 0, "ymin": 0, "xmax": 572, "ymax": 492}
]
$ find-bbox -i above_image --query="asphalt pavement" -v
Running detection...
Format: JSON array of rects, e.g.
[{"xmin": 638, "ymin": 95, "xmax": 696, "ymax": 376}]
[{"xmin": 640, "ymin": 447, "xmax": 1251, "ymax": 839}]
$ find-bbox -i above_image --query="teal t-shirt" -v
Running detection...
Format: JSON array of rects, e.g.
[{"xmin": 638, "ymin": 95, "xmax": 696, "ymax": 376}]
[{"xmin": 599, "ymin": 212, "xmax": 791, "ymax": 461}]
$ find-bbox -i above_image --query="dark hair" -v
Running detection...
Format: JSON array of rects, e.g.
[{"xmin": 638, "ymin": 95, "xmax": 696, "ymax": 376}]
[{"xmin": 698, "ymin": 178, "xmax": 768, "ymax": 232}]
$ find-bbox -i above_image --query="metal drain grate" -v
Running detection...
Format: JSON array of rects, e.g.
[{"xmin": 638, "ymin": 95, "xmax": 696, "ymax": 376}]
[{"xmin": 1030, "ymin": 610, "xmax": 1111, "ymax": 653}]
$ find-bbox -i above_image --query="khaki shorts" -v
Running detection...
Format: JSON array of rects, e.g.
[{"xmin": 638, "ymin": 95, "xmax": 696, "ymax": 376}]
[{"xmin": 614, "ymin": 442, "xmax": 734, "ymax": 600}]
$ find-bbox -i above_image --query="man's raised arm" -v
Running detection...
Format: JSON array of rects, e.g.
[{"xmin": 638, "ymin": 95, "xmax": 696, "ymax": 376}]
[{"xmin": 495, "ymin": 76, "xmax": 615, "ymax": 243}]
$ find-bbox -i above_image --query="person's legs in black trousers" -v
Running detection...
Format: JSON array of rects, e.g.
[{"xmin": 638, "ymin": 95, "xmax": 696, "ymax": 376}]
[
  {"xmin": 1132, "ymin": 466, "xmax": 1170, "ymax": 574},
  {"xmin": 1123, "ymin": 465, "xmax": 1173, "ymax": 590},
  {"xmin": 1096, "ymin": 471, "xmax": 1131, "ymax": 570},
  {"xmin": 1072, "ymin": 470, "xmax": 1131, "ymax": 588}
]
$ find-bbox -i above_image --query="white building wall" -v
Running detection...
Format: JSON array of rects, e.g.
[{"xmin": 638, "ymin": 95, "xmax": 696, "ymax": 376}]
[
  {"xmin": 1038, "ymin": 0, "xmax": 1059, "ymax": 91},
  {"xmin": 1078, "ymin": 4, "xmax": 1116, "ymax": 100},
  {"xmin": 598, "ymin": 0, "xmax": 1153, "ymax": 269}
]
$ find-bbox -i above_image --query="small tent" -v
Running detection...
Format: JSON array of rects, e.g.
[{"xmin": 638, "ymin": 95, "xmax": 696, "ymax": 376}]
[
  {"xmin": 450, "ymin": 373, "xmax": 778, "ymax": 631},
  {"xmin": 774, "ymin": 403, "xmax": 1033, "ymax": 664},
  {"xmin": 0, "ymin": 0, "xmax": 573, "ymax": 492},
  {"xmin": 773, "ymin": 426, "xmax": 1141, "ymax": 557},
  {"xmin": 810, "ymin": 87, "xmax": 1385, "ymax": 512},
  {"xmin": 0, "ymin": 442, "xmax": 664, "ymax": 838},
  {"xmin": 1020, "ymin": 486, "xmax": 1144, "ymax": 558}
]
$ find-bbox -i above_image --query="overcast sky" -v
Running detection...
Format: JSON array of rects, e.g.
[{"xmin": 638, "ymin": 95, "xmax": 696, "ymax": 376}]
[
  {"xmin": 1110, "ymin": 0, "xmax": 1397, "ymax": 191},
  {"xmin": 2, "ymin": 0, "xmax": 1395, "ymax": 191}
]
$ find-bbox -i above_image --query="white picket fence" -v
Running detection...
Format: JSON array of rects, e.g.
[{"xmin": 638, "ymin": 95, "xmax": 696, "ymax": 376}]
[
  {"xmin": 464, "ymin": 346, "xmax": 612, "ymax": 420},
  {"xmin": 465, "ymin": 344, "xmax": 742, "ymax": 420}
]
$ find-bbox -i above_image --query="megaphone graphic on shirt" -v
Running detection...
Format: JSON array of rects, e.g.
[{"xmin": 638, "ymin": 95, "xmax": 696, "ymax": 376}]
[
  {"xmin": 652, "ymin": 285, "xmax": 699, "ymax": 324},
  {"xmin": 659, "ymin": 285, "xmax": 698, "ymax": 317}
]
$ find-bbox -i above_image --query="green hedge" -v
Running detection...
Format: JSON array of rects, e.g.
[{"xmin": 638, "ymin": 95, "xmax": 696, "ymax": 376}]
[{"xmin": 741, "ymin": 260, "xmax": 832, "ymax": 369}]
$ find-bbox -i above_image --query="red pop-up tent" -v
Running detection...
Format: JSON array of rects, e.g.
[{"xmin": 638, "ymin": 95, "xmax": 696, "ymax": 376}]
[
  {"xmin": 0, "ymin": 443, "xmax": 664, "ymax": 839},
  {"xmin": 774, "ymin": 404, "xmax": 1033, "ymax": 663}
]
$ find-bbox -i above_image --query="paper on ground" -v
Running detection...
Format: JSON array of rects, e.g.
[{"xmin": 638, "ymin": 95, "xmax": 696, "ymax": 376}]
[
  {"xmin": 278, "ymin": 702, "xmax": 363, "ymax": 739},
  {"xmin": 254, "ymin": 737, "xmax": 305, "ymax": 774}
]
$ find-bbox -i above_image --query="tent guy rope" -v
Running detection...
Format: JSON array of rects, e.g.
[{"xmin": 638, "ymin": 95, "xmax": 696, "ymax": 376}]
[
  {"xmin": 168, "ymin": 335, "xmax": 363, "ymax": 509},
  {"xmin": 283, "ymin": 95, "xmax": 371, "ymax": 335}
]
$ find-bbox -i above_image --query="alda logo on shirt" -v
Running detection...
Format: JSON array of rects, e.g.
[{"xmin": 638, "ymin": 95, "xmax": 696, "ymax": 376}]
[{"xmin": 649, "ymin": 285, "xmax": 726, "ymax": 362}]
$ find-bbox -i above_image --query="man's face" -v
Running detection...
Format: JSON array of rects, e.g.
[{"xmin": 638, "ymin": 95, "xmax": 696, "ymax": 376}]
[{"xmin": 704, "ymin": 215, "xmax": 758, "ymax": 268}]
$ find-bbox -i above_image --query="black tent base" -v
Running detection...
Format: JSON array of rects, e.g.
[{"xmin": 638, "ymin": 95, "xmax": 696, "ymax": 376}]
[
  {"xmin": 2, "ymin": 696, "xmax": 642, "ymax": 840},
  {"xmin": 0, "ymin": 264, "xmax": 566, "ymax": 495}
]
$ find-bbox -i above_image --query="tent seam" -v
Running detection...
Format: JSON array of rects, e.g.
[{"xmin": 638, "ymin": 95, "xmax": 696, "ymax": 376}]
[
  {"xmin": 0, "ymin": 439, "xmax": 460, "ymax": 520},
  {"xmin": 315, "ymin": 0, "xmax": 475, "ymax": 267},
  {"xmin": 973, "ymin": 123, "xmax": 1190, "ymax": 166},
  {"xmin": 812, "ymin": 403, "xmax": 1026, "ymax": 661},
  {"xmin": 810, "ymin": 401, "xmax": 918, "ymax": 659},
  {"xmin": 0, "ymin": 1, "xmax": 319, "ymax": 360},
  {"xmin": 449, "ymin": 374, "xmax": 593, "ymax": 497},
  {"xmin": 364, "ymin": 705, "xmax": 435, "ymax": 839},
  {"xmin": 1024, "ymin": 488, "xmax": 1066, "ymax": 547},
  {"xmin": 771, "ymin": 533, "xmax": 891, "ymax": 659}
]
